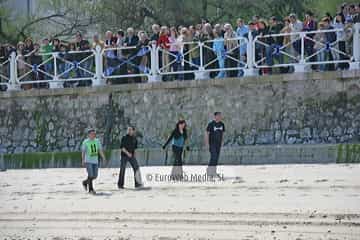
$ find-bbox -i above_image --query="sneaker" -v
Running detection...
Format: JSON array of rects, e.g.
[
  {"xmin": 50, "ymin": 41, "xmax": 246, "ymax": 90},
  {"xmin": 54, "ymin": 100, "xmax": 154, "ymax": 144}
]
[
  {"xmin": 82, "ymin": 180, "xmax": 88, "ymax": 191},
  {"xmin": 117, "ymin": 184, "xmax": 124, "ymax": 189}
]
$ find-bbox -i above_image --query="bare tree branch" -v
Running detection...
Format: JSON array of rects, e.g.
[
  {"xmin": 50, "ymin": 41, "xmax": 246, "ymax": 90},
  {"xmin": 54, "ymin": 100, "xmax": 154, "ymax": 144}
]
[{"xmin": 15, "ymin": 11, "xmax": 69, "ymax": 40}]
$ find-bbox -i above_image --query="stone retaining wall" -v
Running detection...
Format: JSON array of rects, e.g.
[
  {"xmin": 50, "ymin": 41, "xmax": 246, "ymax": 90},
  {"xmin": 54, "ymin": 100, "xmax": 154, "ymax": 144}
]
[{"xmin": 0, "ymin": 71, "xmax": 360, "ymax": 155}]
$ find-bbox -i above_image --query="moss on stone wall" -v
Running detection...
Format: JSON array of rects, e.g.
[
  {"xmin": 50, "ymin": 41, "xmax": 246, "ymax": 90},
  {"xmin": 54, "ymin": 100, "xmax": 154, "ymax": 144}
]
[
  {"xmin": 4, "ymin": 150, "xmax": 113, "ymax": 169},
  {"xmin": 34, "ymin": 110, "xmax": 47, "ymax": 152},
  {"xmin": 337, "ymin": 144, "xmax": 360, "ymax": 163},
  {"xmin": 2, "ymin": 144, "xmax": 359, "ymax": 169}
]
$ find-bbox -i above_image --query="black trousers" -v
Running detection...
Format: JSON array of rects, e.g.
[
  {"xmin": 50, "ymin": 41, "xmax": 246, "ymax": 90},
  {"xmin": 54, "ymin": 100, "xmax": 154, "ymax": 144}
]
[
  {"xmin": 118, "ymin": 155, "xmax": 142, "ymax": 188},
  {"xmin": 171, "ymin": 145, "xmax": 184, "ymax": 180},
  {"xmin": 209, "ymin": 144, "xmax": 221, "ymax": 166},
  {"xmin": 225, "ymin": 52, "xmax": 238, "ymax": 77},
  {"xmin": 338, "ymin": 41, "xmax": 349, "ymax": 70},
  {"xmin": 172, "ymin": 145, "xmax": 183, "ymax": 166}
]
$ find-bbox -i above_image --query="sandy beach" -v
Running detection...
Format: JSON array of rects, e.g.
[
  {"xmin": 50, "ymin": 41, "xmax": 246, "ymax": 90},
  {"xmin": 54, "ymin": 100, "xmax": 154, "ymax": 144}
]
[{"xmin": 0, "ymin": 164, "xmax": 359, "ymax": 239}]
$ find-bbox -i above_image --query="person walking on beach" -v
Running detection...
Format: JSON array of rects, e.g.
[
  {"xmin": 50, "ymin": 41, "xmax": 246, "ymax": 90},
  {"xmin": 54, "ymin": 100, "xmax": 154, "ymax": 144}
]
[
  {"xmin": 205, "ymin": 112, "xmax": 225, "ymax": 176},
  {"xmin": 118, "ymin": 126, "xmax": 144, "ymax": 189},
  {"xmin": 81, "ymin": 129, "xmax": 107, "ymax": 195},
  {"xmin": 162, "ymin": 119, "xmax": 188, "ymax": 180}
]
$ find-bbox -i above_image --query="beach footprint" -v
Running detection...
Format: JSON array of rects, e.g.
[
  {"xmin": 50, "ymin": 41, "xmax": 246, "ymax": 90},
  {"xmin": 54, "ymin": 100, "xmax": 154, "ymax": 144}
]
[
  {"xmin": 232, "ymin": 177, "xmax": 245, "ymax": 184},
  {"xmin": 279, "ymin": 179, "xmax": 289, "ymax": 183},
  {"xmin": 315, "ymin": 179, "xmax": 328, "ymax": 183}
]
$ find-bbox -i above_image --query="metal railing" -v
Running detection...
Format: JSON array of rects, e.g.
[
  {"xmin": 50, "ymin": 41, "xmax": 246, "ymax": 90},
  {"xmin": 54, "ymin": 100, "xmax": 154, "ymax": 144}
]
[
  {"xmin": 1, "ymin": 23, "xmax": 359, "ymax": 91},
  {"xmin": 102, "ymin": 45, "xmax": 152, "ymax": 83},
  {"xmin": 253, "ymin": 28, "xmax": 354, "ymax": 71},
  {"xmin": 15, "ymin": 49, "xmax": 97, "ymax": 88}
]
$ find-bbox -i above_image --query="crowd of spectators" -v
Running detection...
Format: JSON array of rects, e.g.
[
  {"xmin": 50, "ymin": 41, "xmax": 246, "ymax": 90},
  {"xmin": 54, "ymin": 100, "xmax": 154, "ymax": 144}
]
[{"xmin": 0, "ymin": 2, "xmax": 359, "ymax": 90}]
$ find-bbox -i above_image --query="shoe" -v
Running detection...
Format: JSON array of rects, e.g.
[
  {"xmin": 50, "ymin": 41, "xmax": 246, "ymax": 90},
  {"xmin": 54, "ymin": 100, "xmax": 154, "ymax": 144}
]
[
  {"xmin": 82, "ymin": 180, "xmax": 88, "ymax": 191},
  {"xmin": 135, "ymin": 184, "xmax": 144, "ymax": 189},
  {"xmin": 117, "ymin": 184, "xmax": 124, "ymax": 189},
  {"xmin": 89, "ymin": 189, "xmax": 96, "ymax": 195}
]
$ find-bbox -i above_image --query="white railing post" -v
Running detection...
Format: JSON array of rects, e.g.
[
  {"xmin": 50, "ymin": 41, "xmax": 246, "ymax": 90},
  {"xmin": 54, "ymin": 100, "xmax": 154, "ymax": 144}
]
[
  {"xmin": 244, "ymin": 32, "xmax": 257, "ymax": 76},
  {"xmin": 7, "ymin": 52, "xmax": 20, "ymax": 91},
  {"xmin": 350, "ymin": 23, "xmax": 360, "ymax": 70},
  {"xmin": 149, "ymin": 43, "xmax": 161, "ymax": 82},
  {"xmin": 49, "ymin": 53, "xmax": 62, "ymax": 89},
  {"xmin": 294, "ymin": 32, "xmax": 308, "ymax": 73},
  {"xmin": 93, "ymin": 45, "xmax": 105, "ymax": 86},
  {"xmin": 195, "ymin": 41, "xmax": 209, "ymax": 80}
]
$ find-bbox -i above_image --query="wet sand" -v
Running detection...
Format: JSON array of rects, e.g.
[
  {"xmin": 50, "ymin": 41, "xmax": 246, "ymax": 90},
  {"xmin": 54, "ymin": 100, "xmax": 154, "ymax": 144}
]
[{"xmin": 0, "ymin": 164, "xmax": 359, "ymax": 239}]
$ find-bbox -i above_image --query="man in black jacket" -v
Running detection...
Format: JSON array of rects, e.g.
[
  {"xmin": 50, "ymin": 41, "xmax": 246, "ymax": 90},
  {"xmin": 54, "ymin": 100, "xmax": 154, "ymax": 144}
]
[
  {"xmin": 205, "ymin": 112, "xmax": 225, "ymax": 176},
  {"xmin": 118, "ymin": 126, "xmax": 143, "ymax": 189}
]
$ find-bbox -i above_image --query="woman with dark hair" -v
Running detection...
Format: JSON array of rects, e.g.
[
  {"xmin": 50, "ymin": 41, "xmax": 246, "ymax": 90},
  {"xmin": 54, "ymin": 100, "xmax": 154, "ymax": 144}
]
[
  {"xmin": 163, "ymin": 119, "xmax": 188, "ymax": 180},
  {"xmin": 24, "ymin": 38, "xmax": 34, "ymax": 56},
  {"xmin": 52, "ymin": 38, "xmax": 61, "ymax": 52}
]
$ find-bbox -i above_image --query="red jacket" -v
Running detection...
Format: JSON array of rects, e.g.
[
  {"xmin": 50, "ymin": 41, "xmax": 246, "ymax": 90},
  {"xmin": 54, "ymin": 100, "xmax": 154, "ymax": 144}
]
[{"xmin": 157, "ymin": 34, "xmax": 170, "ymax": 49}]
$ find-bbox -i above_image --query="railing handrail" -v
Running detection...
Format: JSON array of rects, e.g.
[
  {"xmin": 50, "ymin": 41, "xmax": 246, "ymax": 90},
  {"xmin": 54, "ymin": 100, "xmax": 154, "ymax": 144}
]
[
  {"xmin": 254, "ymin": 27, "xmax": 345, "ymax": 40},
  {"xmin": 102, "ymin": 45, "xmax": 138, "ymax": 52},
  {"xmin": 16, "ymin": 49, "xmax": 95, "ymax": 59},
  {"xmin": 203, "ymin": 36, "xmax": 248, "ymax": 44}
]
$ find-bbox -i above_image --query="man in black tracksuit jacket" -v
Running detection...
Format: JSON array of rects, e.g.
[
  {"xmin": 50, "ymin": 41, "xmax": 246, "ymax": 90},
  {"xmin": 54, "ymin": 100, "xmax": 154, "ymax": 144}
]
[{"xmin": 118, "ymin": 126, "xmax": 143, "ymax": 189}]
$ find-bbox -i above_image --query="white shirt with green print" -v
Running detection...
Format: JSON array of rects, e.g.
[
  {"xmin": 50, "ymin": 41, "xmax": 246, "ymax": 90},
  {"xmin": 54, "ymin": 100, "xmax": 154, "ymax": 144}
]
[{"xmin": 81, "ymin": 138, "xmax": 102, "ymax": 164}]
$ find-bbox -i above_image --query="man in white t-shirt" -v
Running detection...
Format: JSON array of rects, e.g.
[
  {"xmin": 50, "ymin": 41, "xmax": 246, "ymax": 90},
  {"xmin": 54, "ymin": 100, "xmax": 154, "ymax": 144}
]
[{"xmin": 289, "ymin": 13, "xmax": 304, "ymax": 55}]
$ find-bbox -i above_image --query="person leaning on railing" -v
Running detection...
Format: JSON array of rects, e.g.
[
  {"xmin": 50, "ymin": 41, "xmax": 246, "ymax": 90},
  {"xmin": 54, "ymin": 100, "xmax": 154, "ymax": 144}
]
[
  {"xmin": 157, "ymin": 26, "xmax": 170, "ymax": 77},
  {"xmin": 113, "ymin": 30, "xmax": 128, "ymax": 81},
  {"xmin": 116, "ymin": 30, "xmax": 125, "ymax": 60},
  {"xmin": 224, "ymin": 23, "xmax": 239, "ymax": 77},
  {"xmin": 123, "ymin": 27, "xmax": 140, "ymax": 83},
  {"xmin": 168, "ymin": 27, "xmax": 181, "ymax": 80},
  {"xmin": 92, "ymin": 33, "xmax": 105, "ymax": 50},
  {"xmin": 289, "ymin": 13, "xmax": 304, "ymax": 56},
  {"xmin": 40, "ymin": 38, "xmax": 53, "ymax": 79},
  {"xmin": 236, "ymin": 18, "xmax": 249, "ymax": 75},
  {"xmin": 303, "ymin": 11, "xmax": 317, "ymax": 67},
  {"xmin": 257, "ymin": 20, "xmax": 271, "ymax": 75},
  {"xmin": 135, "ymin": 31, "xmax": 150, "ymax": 83},
  {"xmin": 175, "ymin": 27, "xmax": 189, "ymax": 80},
  {"xmin": 333, "ymin": 13, "xmax": 350, "ymax": 70},
  {"xmin": 78, "ymin": 40, "xmax": 92, "ymax": 87},
  {"xmin": 188, "ymin": 25, "xmax": 201, "ymax": 71},
  {"xmin": 315, "ymin": 18, "xmax": 337, "ymax": 72},
  {"xmin": 57, "ymin": 43, "xmax": 68, "ymax": 81},
  {"xmin": 248, "ymin": 21, "xmax": 261, "ymax": 73},
  {"xmin": 313, "ymin": 21, "xmax": 326, "ymax": 71},
  {"xmin": 200, "ymin": 23, "xmax": 217, "ymax": 78},
  {"xmin": 62, "ymin": 42, "xmax": 78, "ymax": 87},
  {"xmin": 212, "ymin": 29, "xmax": 226, "ymax": 78},
  {"xmin": 267, "ymin": 16, "xmax": 285, "ymax": 73},
  {"xmin": 16, "ymin": 42, "xmax": 29, "ymax": 90},
  {"xmin": 30, "ymin": 43, "xmax": 44, "ymax": 88}
]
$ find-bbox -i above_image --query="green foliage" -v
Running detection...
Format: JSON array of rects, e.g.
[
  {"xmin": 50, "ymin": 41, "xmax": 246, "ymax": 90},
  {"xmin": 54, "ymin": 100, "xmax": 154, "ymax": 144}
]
[{"xmin": 310, "ymin": 0, "xmax": 344, "ymax": 17}]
